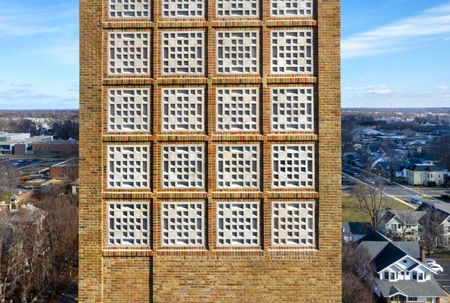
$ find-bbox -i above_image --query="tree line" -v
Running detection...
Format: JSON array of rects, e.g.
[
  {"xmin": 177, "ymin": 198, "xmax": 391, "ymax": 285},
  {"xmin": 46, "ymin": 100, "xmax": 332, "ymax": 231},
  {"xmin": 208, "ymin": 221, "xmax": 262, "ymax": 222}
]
[{"xmin": 0, "ymin": 186, "xmax": 78, "ymax": 303}]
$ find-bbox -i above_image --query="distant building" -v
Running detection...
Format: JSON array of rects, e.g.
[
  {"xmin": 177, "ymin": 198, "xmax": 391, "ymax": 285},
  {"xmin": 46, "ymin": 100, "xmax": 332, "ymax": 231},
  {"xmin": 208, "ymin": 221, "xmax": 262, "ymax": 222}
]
[
  {"xmin": 49, "ymin": 158, "xmax": 79, "ymax": 180},
  {"xmin": 406, "ymin": 164, "xmax": 446, "ymax": 186},
  {"xmin": 0, "ymin": 132, "xmax": 30, "ymax": 142},
  {"xmin": 0, "ymin": 132, "xmax": 54, "ymax": 155},
  {"xmin": 32, "ymin": 140, "xmax": 78, "ymax": 157}
]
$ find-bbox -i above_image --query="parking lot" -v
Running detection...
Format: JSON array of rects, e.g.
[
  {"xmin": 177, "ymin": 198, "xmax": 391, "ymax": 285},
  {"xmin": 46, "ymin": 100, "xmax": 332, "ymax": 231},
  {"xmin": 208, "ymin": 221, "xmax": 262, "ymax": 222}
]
[{"xmin": 433, "ymin": 259, "xmax": 450, "ymax": 294}]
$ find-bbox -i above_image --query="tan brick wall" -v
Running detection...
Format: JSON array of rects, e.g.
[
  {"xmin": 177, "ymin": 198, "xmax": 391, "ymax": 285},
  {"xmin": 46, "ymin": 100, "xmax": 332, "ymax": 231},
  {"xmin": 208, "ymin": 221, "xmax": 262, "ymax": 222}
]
[{"xmin": 80, "ymin": 0, "xmax": 341, "ymax": 301}]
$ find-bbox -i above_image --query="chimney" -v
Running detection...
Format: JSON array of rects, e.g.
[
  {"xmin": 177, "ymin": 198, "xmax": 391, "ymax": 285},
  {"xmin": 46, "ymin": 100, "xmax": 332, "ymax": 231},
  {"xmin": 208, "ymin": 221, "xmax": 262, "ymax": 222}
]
[{"xmin": 420, "ymin": 245, "xmax": 426, "ymax": 261}]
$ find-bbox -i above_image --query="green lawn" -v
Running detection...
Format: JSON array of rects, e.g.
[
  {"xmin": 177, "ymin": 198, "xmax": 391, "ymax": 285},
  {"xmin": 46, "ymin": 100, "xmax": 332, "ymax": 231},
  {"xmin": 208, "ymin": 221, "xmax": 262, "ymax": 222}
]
[{"xmin": 342, "ymin": 195, "xmax": 412, "ymax": 222}]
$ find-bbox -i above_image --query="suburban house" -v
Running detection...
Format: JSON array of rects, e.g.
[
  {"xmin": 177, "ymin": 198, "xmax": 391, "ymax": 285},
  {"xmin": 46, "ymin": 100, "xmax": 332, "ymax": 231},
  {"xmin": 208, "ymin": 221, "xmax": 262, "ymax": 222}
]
[
  {"xmin": 406, "ymin": 164, "xmax": 446, "ymax": 186},
  {"xmin": 380, "ymin": 209, "xmax": 426, "ymax": 241},
  {"xmin": 417, "ymin": 201, "xmax": 450, "ymax": 247},
  {"xmin": 357, "ymin": 231, "xmax": 447, "ymax": 303},
  {"xmin": 343, "ymin": 222, "xmax": 372, "ymax": 242}
]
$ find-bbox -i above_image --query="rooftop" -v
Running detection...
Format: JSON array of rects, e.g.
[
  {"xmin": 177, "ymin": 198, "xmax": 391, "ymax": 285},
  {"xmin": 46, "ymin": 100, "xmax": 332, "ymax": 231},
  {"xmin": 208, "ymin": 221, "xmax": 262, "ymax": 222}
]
[{"xmin": 376, "ymin": 277, "xmax": 446, "ymax": 298}]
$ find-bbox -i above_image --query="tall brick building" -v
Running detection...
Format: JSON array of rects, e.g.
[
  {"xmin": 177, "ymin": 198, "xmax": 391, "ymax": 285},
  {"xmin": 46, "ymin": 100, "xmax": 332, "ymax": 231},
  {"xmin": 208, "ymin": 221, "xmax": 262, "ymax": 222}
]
[{"xmin": 80, "ymin": 0, "xmax": 341, "ymax": 301}]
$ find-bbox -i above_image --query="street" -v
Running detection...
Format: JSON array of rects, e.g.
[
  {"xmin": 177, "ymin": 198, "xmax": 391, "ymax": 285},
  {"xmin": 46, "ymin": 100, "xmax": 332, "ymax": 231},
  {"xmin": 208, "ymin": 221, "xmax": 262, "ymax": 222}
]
[{"xmin": 343, "ymin": 164, "xmax": 450, "ymax": 205}]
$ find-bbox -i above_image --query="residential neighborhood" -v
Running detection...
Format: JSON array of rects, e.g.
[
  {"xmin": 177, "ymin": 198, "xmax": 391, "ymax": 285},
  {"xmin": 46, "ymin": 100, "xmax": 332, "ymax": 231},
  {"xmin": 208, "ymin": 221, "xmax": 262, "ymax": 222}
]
[{"xmin": 342, "ymin": 109, "xmax": 450, "ymax": 302}]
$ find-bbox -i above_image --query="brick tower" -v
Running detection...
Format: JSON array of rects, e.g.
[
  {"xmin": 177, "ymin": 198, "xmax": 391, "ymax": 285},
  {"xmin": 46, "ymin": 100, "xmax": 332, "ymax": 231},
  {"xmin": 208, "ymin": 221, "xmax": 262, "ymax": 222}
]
[{"xmin": 79, "ymin": 0, "xmax": 341, "ymax": 301}]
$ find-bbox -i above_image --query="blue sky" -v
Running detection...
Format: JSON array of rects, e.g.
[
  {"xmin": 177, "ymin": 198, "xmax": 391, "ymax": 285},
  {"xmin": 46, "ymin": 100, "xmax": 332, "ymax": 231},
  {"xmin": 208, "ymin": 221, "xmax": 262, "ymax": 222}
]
[{"xmin": 0, "ymin": 0, "xmax": 449, "ymax": 109}]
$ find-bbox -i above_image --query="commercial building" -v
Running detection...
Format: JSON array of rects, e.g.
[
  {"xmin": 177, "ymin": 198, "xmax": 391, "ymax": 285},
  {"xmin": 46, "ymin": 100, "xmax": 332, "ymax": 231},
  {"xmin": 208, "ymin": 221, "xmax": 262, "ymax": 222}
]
[
  {"xmin": 31, "ymin": 140, "xmax": 79, "ymax": 157},
  {"xmin": 80, "ymin": 0, "xmax": 341, "ymax": 301},
  {"xmin": 0, "ymin": 132, "xmax": 54, "ymax": 155}
]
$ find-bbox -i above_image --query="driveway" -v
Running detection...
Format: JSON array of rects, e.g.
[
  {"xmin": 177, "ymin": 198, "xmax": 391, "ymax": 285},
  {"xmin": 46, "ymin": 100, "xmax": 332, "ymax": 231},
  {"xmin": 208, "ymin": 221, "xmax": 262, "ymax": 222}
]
[{"xmin": 433, "ymin": 259, "xmax": 450, "ymax": 294}]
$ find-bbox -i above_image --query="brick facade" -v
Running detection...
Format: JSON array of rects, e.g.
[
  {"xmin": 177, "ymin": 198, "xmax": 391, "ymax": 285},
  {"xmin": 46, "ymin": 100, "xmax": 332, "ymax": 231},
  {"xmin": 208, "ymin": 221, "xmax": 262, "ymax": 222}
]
[{"xmin": 80, "ymin": 0, "xmax": 341, "ymax": 301}]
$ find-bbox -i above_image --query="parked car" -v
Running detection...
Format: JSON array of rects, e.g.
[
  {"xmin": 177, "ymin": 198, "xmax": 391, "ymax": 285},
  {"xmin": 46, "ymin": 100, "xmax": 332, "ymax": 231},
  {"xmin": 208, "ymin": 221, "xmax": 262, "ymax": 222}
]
[
  {"xmin": 410, "ymin": 197, "xmax": 421, "ymax": 205},
  {"xmin": 426, "ymin": 259, "xmax": 437, "ymax": 266},
  {"xmin": 429, "ymin": 264, "xmax": 444, "ymax": 274}
]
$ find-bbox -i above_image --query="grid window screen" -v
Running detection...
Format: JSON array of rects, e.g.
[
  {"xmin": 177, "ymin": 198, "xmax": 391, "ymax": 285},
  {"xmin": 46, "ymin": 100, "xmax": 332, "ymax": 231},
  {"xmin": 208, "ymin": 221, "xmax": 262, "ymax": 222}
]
[
  {"xmin": 217, "ymin": 0, "xmax": 259, "ymax": 18},
  {"xmin": 270, "ymin": 0, "xmax": 312, "ymax": 17},
  {"xmin": 217, "ymin": 31, "xmax": 259, "ymax": 74},
  {"xmin": 109, "ymin": 0, "xmax": 150, "ymax": 18},
  {"xmin": 272, "ymin": 144, "xmax": 314, "ymax": 188},
  {"xmin": 161, "ymin": 31, "xmax": 204, "ymax": 74},
  {"xmin": 108, "ymin": 89, "xmax": 150, "ymax": 132},
  {"xmin": 108, "ymin": 32, "xmax": 150, "ymax": 75},
  {"xmin": 217, "ymin": 202, "xmax": 260, "ymax": 246},
  {"xmin": 217, "ymin": 88, "xmax": 259, "ymax": 132},
  {"xmin": 271, "ymin": 30, "xmax": 313, "ymax": 74},
  {"xmin": 162, "ymin": 145, "xmax": 204, "ymax": 188},
  {"xmin": 217, "ymin": 145, "xmax": 259, "ymax": 189},
  {"xmin": 107, "ymin": 203, "xmax": 150, "ymax": 246},
  {"xmin": 162, "ymin": 0, "xmax": 204, "ymax": 18},
  {"xmin": 161, "ymin": 202, "xmax": 205, "ymax": 246},
  {"xmin": 162, "ymin": 88, "xmax": 204, "ymax": 131},
  {"xmin": 272, "ymin": 201, "xmax": 315, "ymax": 247},
  {"xmin": 271, "ymin": 87, "xmax": 314, "ymax": 131},
  {"xmin": 107, "ymin": 145, "xmax": 150, "ymax": 189}
]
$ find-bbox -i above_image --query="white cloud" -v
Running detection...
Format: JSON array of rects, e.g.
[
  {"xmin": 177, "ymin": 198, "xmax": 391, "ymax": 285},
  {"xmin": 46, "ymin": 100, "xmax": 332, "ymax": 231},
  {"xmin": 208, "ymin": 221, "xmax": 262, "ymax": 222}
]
[
  {"xmin": 342, "ymin": 2, "xmax": 450, "ymax": 59},
  {"xmin": 362, "ymin": 84, "xmax": 393, "ymax": 95},
  {"xmin": 343, "ymin": 84, "xmax": 450, "ymax": 108},
  {"xmin": 0, "ymin": 82, "xmax": 78, "ymax": 109}
]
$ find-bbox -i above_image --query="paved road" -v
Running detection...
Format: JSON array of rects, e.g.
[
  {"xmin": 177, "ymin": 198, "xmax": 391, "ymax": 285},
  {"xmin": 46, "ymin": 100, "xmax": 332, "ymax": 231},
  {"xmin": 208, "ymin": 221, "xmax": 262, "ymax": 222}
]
[{"xmin": 343, "ymin": 164, "xmax": 449, "ymax": 204}]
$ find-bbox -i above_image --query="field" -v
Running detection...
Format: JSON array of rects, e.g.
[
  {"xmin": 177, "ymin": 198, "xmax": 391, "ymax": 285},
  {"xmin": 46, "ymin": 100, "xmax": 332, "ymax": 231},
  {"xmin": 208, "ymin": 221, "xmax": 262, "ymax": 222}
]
[{"xmin": 342, "ymin": 195, "xmax": 413, "ymax": 222}]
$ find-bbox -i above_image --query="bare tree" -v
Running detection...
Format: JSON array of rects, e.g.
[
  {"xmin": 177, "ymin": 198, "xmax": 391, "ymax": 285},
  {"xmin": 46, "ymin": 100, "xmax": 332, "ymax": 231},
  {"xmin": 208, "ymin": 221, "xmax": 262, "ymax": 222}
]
[
  {"xmin": 351, "ymin": 181, "xmax": 385, "ymax": 230},
  {"xmin": 420, "ymin": 209, "xmax": 445, "ymax": 253},
  {"xmin": 0, "ymin": 208, "xmax": 52, "ymax": 303},
  {"xmin": 395, "ymin": 211, "xmax": 419, "ymax": 241},
  {"xmin": 350, "ymin": 183, "xmax": 370, "ymax": 209},
  {"xmin": 342, "ymin": 243, "xmax": 375, "ymax": 303},
  {"xmin": 0, "ymin": 186, "xmax": 78, "ymax": 302},
  {"xmin": 0, "ymin": 163, "xmax": 19, "ymax": 196},
  {"xmin": 39, "ymin": 194, "xmax": 78, "ymax": 280}
]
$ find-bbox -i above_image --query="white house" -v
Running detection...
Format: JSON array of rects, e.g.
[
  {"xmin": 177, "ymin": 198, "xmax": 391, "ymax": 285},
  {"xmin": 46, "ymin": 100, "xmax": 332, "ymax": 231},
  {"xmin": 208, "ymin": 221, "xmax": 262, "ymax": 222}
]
[
  {"xmin": 381, "ymin": 210, "xmax": 426, "ymax": 241},
  {"xmin": 406, "ymin": 164, "xmax": 446, "ymax": 186},
  {"xmin": 358, "ymin": 231, "xmax": 446, "ymax": 303}
]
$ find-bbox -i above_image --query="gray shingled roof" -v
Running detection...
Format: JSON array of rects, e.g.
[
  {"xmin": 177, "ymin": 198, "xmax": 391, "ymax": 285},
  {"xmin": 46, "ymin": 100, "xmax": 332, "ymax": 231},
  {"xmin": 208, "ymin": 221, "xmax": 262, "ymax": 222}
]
[
  {"xmin": 372, "ymin": 242, "xmax": 407, "ymax": 272},
  {"xmin": 407, "ymin": 164, "xmax": 445, "ymax": 172},
  {"xmin": 376, "ymin": 277, "xmax": 447, "ymax": 298},
  {"xmin": 390, "ymin": 210, "xmax": 427, "ymax": 225},
  {"xmin": 381, "ymin": 211, "xmax": 396, "ymax": 224},
  {"xmin": 358, "ymin": 231, "xmax": 423, "ymax": 271},
  {"xmin": 358, "ymin": 241, "xmax": 388, "ymax": 260},
  {"xmin": 395, "ymin": 242, "xmax": 420, "ymax": 259},
  {"xmin": 342, "ymin": 222, "xmax": 372, "ymax": 235},
  {"xmin": 417, "ymin": 201, "xmax": 450, "ymax": 225}
]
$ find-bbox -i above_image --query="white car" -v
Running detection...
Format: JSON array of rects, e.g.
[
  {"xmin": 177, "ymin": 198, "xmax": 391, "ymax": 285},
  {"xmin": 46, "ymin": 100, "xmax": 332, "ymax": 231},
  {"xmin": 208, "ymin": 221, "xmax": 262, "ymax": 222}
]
[
  {"xmin": 429, "ymin": 264, "xmax": 444, "ymax": 274},
  {"xmin": 426, "ymin": 259, "xmax": 437, "ymax": 266}
]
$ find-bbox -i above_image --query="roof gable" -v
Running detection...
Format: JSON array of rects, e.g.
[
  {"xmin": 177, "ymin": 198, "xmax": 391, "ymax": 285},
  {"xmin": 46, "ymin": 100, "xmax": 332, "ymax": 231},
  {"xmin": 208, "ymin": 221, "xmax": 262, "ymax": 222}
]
[{"xmin": 372, "ymin": 242, "xmax": 406, "ymax": 272}]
